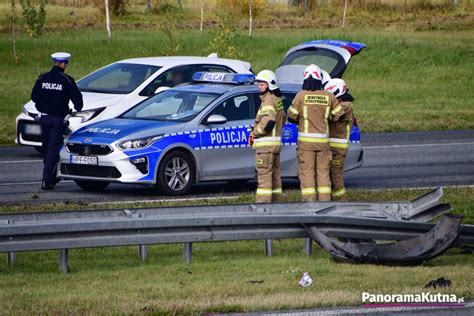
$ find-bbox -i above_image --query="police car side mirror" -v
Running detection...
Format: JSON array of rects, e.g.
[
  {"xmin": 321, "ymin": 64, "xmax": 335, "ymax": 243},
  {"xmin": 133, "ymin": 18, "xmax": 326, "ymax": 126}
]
[
  {"xmin": 204, "ymin": 114, "xmax": 227, "ymax": 125},
  {"xmin": 154, "ymin": 86, "xmax": 170, "ymax": 95}
]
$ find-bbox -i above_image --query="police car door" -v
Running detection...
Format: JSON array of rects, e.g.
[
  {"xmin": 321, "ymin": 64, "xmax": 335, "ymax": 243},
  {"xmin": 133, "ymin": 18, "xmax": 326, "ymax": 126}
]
[{"xmin": 198, "ymin": 93, "xmax": 255, "ymax": 180}]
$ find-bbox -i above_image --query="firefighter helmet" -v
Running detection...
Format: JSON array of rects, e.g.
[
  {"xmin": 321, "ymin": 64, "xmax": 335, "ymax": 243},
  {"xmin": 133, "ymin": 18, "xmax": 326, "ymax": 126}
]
[
  {"xmin": 325, "ymin": 78, "xmax": 347, "ymax": 98},
  {"xmin": 303, "ymin": 64, "xmax": 323, "ymax": 81},
  {"xmin": 255, "ymin": 70, "xmax": 279, "ymax": 91}
]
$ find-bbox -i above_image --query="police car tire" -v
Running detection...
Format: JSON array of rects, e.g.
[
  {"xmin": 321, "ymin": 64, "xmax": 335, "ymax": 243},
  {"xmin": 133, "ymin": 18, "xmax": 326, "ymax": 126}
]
[
  {"xmin": 74, "ymin": 180, "xmax": 110, "ymax": 191},
  {"xmin": 156, "ymin": 150, "xmax": 195, "ymax": 195}
]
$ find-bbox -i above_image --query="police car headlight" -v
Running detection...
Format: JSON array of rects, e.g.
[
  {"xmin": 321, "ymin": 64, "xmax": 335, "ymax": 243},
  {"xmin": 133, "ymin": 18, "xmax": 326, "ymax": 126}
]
[
  {"xmin": 117, "ymin": 135, "xmax": 163, "ymax": 150},
  {"xmin": 72, "ymin": 108, "xmax": 105, "ymax": 123}
]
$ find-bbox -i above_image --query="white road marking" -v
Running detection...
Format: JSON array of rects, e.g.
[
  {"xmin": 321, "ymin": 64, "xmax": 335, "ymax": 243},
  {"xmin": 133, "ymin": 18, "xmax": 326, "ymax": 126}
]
[
  {"xmin": 0, "ymin": 180, "xmax": 73, "ymax": 186},
  {"xmin": 0, "ymin": 159, "xmax": 42, "ymax": 164},
  {"xmin": 364, "ymin": 141, "xmax": 474, "ymax": 149}
]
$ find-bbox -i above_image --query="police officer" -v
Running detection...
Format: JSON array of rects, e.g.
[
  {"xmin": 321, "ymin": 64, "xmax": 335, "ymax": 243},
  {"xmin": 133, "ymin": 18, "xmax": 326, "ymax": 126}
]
[
  {"xmin": 325, "ymin": 78, "xmax": 354, "ymax": 201},
  {"xmin": 287, "ymin": 64, "xmax": 343, "ymax": 202},
  {"xmin": 31, "ymin": 52, "xmax": 83, "ymax": 190},
  {"xmin": 249, "ymin": 70, "xmax": 286, "ymax": 203}
]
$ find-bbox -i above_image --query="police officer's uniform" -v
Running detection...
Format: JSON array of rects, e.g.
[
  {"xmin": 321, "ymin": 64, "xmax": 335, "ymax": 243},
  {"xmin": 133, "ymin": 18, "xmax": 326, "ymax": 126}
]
[
  {"xmin": 252, "ymin": 92, "xmax": 286, "ymax": 203},
  {"xmin": 288, "ymin": 87, "xmax": 342, "ymax": 201},
  {"xmin": 31, "ymin": 52, "xmax": 83, "ymax": 189}
]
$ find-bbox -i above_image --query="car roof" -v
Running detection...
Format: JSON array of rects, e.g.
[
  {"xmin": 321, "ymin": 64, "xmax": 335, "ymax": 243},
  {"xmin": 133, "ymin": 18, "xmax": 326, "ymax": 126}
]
[
  {"xmin": 171, "ymin": 82, "xmax": 301, "ymax": 95},
  {"xmin": 116, "ymin": 56, "xmax": 251, "ymax": 70}
]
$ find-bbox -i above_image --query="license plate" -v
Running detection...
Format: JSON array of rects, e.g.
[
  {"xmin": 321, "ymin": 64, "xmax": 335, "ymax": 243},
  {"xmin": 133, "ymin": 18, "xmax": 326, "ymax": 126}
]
[
  {"xmin": 70, "ymin": 155, "xmax": 98, "ymax": 165},
  {"xmin": 24, "ymin": 124, "xmax": 41, "ymax": 135}
]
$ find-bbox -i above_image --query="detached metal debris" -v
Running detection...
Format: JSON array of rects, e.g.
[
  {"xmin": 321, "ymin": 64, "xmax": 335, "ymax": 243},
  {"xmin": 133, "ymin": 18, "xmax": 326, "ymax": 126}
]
[
  {"xmin": 305, "ymin": 214, "xmax": 463, "ymax": 265},
  {"xmin": 1, "ymin": 188, "xmax": 473, "ymax": 273}
]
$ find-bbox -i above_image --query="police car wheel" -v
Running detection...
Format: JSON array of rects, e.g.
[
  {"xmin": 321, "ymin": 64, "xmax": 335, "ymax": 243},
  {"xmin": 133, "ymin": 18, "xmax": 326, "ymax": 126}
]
[
  {"xmin": 156, "ymin": 151, "xmax": 195, "ymax": 195},
  {"xmin": 74, "ymin": 180, "xmax": 110, "ymax": 191},
  {"xmin": 34, "ymin": 146, "xmax": 44, "ymax": 154}
]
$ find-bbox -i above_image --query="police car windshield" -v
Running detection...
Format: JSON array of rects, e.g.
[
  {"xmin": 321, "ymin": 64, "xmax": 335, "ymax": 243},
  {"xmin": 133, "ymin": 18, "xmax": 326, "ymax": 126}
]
[
  {"xmin": 121, "ymin": 89, "xmax": 219, "ymax": 122},
  {"xmin": 77, "ymin": 63, "xmax": 160, "ymax": 94}
]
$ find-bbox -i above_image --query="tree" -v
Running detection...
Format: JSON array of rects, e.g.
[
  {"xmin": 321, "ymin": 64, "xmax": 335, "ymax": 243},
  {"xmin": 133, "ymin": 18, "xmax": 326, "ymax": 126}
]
[
  {"xmin": 11, "ymin": 0, "xmax": 19, "ymax": 63},
  {"xmin": 105, "ymin": 0, "xmax": 111, "ymax": 41},
  {"xmin": 20, "ymin": 0, "xmax": 47, "ymax": 38}
]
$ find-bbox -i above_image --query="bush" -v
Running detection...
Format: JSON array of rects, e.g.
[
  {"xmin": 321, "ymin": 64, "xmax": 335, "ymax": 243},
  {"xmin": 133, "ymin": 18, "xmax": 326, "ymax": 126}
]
[{"xmin": 20, "ymin": 0, "xmax": 47, "ymax": 38}]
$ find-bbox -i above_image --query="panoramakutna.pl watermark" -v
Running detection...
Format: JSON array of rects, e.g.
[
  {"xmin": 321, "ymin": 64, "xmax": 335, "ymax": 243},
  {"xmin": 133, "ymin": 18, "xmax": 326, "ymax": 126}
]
[{"xmin": 362, "ymin": 292, "xmax": 465, "ymax": 308}]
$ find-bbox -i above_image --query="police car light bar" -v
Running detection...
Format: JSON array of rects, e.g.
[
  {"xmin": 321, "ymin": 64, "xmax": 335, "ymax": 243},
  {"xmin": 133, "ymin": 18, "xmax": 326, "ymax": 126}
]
[{"xmin": 192, "ymin": 72, "xmax": 256, "ymax": 85}]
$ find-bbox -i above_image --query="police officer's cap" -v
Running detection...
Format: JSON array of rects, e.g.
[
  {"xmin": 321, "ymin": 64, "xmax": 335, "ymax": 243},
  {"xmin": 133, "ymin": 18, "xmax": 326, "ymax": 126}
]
[{"xmin": 51, "ymin": 52, "xmax": 71, "ymax": 64}]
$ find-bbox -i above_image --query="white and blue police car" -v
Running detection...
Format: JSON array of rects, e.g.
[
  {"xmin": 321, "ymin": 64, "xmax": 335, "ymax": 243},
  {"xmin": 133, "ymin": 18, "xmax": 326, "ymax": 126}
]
[
  {"xmin": 16, "ymin": 54, "xmax": 252, "ymax": 153},
  {"xmin": 58, "ymin": 71, "xmax": 363, "ymax": 195}
]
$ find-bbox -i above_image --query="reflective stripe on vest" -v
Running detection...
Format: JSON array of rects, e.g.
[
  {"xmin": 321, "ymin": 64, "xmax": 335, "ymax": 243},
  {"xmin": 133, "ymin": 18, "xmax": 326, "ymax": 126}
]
[
  {"xmin": 253, "ymin": 136, "xmax": 281, "ymax": 148},
  {"xmin": 303, "ymin": 106, "xmax": 309, "ymax": 133},
  {"xmin": 331, "ymin": 105, "xmax": 342, "ymax": 116},
  {"xmin": 298, "ymin": 132, "xmax": 329, "ymax": 143},
  {"xmin": 288, "ymin": 106, "xmax": 299, "ymax": 115}
]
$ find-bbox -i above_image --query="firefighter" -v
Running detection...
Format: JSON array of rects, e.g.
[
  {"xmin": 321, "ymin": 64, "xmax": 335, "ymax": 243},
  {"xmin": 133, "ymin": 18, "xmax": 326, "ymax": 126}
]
[
  {"xmin": 287, "ymin": 64, "xmax": 342, "ymax": 201},
  {"xmin": 31, "ymin": 52, "xmax": 83, "ymax": 190},
  {"xmin": 325, "ymin": 78, "xmax": 354, "ymax": 200},
  {"xmin": 249, "ymin": 70, "xmax": 286, "ymax": 203}
]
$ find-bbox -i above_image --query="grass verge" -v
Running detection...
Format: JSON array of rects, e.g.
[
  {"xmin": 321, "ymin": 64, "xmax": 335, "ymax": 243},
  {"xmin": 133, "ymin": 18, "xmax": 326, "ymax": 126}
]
[
  {"xmin": 1, "ymin": 27, "xmax": 474, "ymax": 146},
  {"xmin": 0, "ymin": 187, "xmax": 473, "ymax": 314}
]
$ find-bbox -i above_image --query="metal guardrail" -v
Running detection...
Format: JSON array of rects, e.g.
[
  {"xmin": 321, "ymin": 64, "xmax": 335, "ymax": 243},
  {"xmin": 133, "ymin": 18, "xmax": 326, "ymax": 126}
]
[{"xmin": 1, "ymin": 188, "xmax": 472, "ymax": 273}]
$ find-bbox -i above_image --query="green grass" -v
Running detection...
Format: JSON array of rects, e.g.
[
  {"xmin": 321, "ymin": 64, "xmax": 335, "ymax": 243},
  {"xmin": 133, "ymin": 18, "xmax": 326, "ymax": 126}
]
[
  {"xmin": 1, "ymin": 27, "xmax": 474, "ymax": 145},
  {"xmin": 1, "ymin": 187, "xmax": 473, "ymax": 314}
]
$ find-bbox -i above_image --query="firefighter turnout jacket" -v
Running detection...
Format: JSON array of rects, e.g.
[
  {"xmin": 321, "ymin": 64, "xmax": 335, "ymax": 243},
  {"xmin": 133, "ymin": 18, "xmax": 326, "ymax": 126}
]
[
  {"xmin": 329, "ymin": 97, "xmax": 354, "ymax": 200},
  {"xmin": 252, "ymin": 92, "xmax": 286, "ymax": 153},
  {"xmin": 252, "ymin": 92, "xmax": 286, "ymax": 203},
  {"xmin": 287, "ymin": 90, "xmax": 342, "ymax": 150},
  {"xmin": 287, "ymin": 89, "xmax": 343, "ymax": 201}
]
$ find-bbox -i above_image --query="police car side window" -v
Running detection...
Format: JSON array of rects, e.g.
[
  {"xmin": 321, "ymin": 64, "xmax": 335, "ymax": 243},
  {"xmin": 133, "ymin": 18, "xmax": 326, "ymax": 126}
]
[
  {"xmin": 196, "ymin": 65, "xmax": 233, "ymax": 73},
  {"xmin": 208, "ymin": 94, "xmax": 253, "ymax": 122},
  {"xmin": 139, "ymin": 65, "xmax": 196, "ymax": 97}
]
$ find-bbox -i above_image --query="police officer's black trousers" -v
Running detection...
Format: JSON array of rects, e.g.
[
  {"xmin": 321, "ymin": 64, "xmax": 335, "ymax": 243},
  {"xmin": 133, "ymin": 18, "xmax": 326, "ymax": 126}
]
[{"xmin": 40, "ymin": 115, "xmax": 66, "ymax": 185}]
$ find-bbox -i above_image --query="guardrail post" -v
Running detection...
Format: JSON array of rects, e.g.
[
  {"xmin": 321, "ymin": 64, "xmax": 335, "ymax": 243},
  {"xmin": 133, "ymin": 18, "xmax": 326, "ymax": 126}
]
[
  {"xmin": 59, "ymin": 249, "xmax": 68, "ymax": 273},
  {"xmin": 139, "ymin": 245, "xmax": 148, "ymax": 262},
  {"xmin": 303, "ymin": 238, "xmax": 313, "ymax": 256},
  {"xmin": 264, "ymin": 239, "xmax": 273, "ymax": 256},
  {"xmin": 183, "ymin": 243, "xmax": 192, "ymax": 264},
  {"xmin": 7, "ymin": 252, "xmax": 16, "ymax": 266}
]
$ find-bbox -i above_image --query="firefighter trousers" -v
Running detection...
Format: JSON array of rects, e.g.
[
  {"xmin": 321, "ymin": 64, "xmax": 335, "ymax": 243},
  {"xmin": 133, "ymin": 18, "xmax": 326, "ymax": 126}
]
[
  {"xmin": 298, "ymin": 149, "xmax": 332, "ymax": 201},
  {"xmin": 256, "ymin": 151, "xmax": 282, "ymax": 203},
  {"xmin": 330, "ymin": 147, "xmax": 348, "ymax": 201}
]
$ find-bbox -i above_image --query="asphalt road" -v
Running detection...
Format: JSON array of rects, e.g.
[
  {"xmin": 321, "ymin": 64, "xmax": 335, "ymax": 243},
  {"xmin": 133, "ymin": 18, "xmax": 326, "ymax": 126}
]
[{"xmin": 1, "ymin": 130, "xmax": 473, "ymax": 206}]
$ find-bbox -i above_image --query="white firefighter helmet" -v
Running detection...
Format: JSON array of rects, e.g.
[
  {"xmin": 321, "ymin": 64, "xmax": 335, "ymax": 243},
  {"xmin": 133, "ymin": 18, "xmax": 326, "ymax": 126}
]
[
  {"xmin": 321, "ymin": 69, "xmax": 331, "ymax": 86},
  {"xmin": 255, "ymin": 70, "xmax": 279, "ymax": 91},
  {"xmin": 325, "ymin": 78, "xmax": 347, "ymax": 98},
  {"xmin": 303, "ymin": 64, "xmax": 323, "ymax": 81}
]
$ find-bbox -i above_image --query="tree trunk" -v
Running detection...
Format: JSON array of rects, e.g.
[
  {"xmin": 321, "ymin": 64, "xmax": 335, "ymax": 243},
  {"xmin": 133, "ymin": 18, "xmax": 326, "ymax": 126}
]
[
  {"xmin": 105, "ymin": 0, "xmax": 111, "ymax": 41},
  {"xmin": 11, "ymin": 0, "xmax": 18, "ymax": 63},
  {"xmin": 342, "ymin": 0, "xmax": 348, "ymax": 28},
  {"xmin": 200, "ymin": 0, "xmax": 203, "ymax": 31},
  {"xmin": 249, "ymin": 0, "xmax": 252, "ymax": 38},
  {"xmin": 147, "ymin": 0, "xmax": 151, "ymax": 15}
]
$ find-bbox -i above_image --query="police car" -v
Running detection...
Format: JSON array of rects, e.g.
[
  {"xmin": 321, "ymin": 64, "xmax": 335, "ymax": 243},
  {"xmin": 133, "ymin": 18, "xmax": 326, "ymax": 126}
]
[
  {"xmin": 58, "ymin": 71, "xmax": 363, "ymax": 195},
  {"xmin": 16, "ymin": 54, "xmax": 252, "ymax": 152}
]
